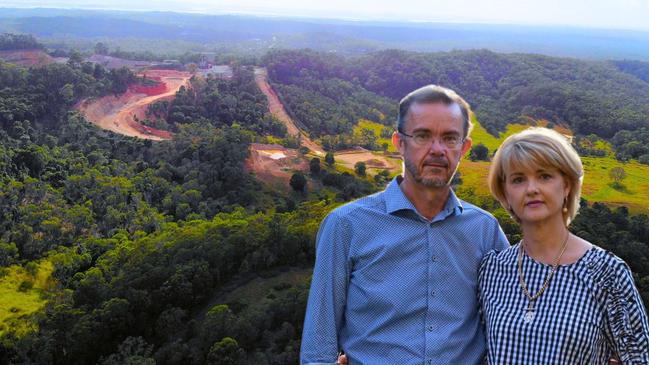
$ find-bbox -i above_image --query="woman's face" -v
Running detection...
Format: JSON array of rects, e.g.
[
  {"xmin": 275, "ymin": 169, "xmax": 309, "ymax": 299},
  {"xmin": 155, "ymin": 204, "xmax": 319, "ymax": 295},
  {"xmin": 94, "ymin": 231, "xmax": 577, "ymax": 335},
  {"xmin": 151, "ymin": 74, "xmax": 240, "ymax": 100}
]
[{"xmin": 504, "ymin": 164, "xmax": 570, "ymax": 226}]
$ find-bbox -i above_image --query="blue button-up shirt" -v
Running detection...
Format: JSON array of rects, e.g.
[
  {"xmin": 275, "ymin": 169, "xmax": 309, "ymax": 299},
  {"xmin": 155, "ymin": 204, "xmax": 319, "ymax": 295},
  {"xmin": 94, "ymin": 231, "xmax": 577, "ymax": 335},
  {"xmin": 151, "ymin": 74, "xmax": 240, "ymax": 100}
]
[{"xmin": 301, "ymin": 177, "xmax": 509, "ymax": 365}]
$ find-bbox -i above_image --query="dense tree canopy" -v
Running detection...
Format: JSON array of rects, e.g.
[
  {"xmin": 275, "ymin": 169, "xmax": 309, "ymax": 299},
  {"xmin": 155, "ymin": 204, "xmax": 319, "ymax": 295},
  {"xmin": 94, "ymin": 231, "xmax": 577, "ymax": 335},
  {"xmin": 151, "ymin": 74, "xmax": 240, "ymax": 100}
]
[
  {"xmin": 0, "ymin": 33, "xmax": 43, "ymax": 50},
  {"xmin": 266, "ymin": 49, "xmax": 649, "ymax": 142},
  {"xmin": 0, "ymin": 54, "xmax": 381, "ymax": 364},
  {"xmin": 1, "ymin": 46, "xmax": 649, "ymax": 364}
]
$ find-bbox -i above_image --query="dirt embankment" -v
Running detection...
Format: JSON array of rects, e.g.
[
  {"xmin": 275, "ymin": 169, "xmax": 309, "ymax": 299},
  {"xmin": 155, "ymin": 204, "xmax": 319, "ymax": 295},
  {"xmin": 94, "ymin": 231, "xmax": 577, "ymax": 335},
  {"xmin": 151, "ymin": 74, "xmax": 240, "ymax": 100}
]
[
  {"xmin": 246, "ymin": 143, "xmax": 309, "ymax": 191},
  {"xmin": 77, "ymin": 70, "xmax": 191, "ymax": 140},
  {"xmin": 254, "ymin": 67, "xmax": 324, "ymax": 155},
  {"xmin": 0, "ymin": 49, "xmax": 58, "ymax": 67}
]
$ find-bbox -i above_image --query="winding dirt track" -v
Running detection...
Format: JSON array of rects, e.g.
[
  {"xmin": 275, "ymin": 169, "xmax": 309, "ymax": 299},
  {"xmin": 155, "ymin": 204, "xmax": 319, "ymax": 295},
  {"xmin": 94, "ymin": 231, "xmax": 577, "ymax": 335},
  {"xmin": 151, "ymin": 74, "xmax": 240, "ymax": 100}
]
[
  {"xmin": 254, "ymin": 67, "xmax": 325, "ymax": 155},
  {"xmin": 78, "ymin": 70, "xmax": 191, "ymax": 140}
]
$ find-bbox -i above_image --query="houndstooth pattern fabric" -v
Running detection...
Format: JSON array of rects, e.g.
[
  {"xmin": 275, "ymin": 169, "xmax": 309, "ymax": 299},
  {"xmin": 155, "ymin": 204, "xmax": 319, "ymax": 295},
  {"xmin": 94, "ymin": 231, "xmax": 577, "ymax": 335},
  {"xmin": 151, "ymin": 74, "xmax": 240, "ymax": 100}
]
[{"xmin": 479, "ymin": 243, "xmax": 649, "ymax": 364}]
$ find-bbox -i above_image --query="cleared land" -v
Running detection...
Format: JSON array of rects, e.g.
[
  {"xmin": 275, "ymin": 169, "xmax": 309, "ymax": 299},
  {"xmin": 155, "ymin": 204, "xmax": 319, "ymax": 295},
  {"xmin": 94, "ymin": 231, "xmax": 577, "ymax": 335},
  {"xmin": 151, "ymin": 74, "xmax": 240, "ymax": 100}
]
[
  {"xmin": 245, "ymin": 143, "xmax": 309, "ymax": 191},
  {"xmin": 254, "ymin": 67, "xmax": 324, "ymax": 155},
  {"xmin": 252, "ymin": 74, "xmax": 401, "ymax": 182},
  {"xmin": 0, "ymin": 49, "xmax": 59, "ymax": 67},
  {"xmin": 334, "ymin": 147, "xmax": 401, "ymax": 173},
  {"xmin": 77, "ymin": 69, "xmax": 190, "ymax": 140}
]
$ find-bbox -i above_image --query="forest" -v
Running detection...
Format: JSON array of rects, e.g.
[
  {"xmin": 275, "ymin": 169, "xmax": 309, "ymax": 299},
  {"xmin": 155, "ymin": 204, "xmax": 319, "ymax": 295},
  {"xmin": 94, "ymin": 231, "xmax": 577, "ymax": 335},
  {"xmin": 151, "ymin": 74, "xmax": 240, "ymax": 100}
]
[
  {"xmin": 265, "ymin": 49, "xmax": 649, "ymax": 150},
  {"xmin": 0, "ymin": 41, "xmax": 649, "ymax": 364}
]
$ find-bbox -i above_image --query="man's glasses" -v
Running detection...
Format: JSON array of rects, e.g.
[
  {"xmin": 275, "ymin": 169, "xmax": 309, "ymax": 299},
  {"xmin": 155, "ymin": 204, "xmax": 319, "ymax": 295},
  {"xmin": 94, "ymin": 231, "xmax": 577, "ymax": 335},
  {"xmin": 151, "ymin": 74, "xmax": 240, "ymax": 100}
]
[{"xmin": 399, "ymin": 131, "xmax": 465, "ymax": 149}]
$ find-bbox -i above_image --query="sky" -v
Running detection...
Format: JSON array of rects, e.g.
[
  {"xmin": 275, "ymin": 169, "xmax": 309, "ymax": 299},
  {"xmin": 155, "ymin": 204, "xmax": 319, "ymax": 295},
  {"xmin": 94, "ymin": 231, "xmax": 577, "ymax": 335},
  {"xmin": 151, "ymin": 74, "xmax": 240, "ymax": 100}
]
[{"xmin": 3, "ymin": 0, "xmax": 649, "ymax": 32}]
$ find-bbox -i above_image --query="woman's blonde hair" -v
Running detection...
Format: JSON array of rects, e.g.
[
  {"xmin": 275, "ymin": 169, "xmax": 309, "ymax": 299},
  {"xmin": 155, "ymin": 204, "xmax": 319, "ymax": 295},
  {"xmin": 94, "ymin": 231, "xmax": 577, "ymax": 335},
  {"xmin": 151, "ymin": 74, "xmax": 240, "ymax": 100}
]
[{"xmin": 488, "ymin": 127, "xmax": 584, "ymax": 226}]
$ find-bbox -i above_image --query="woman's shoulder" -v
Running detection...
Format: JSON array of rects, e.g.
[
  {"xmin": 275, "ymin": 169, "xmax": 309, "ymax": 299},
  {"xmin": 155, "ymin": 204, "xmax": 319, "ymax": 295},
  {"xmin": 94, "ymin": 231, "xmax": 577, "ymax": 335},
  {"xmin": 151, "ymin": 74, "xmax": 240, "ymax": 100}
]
[
  {"xmin": 485, "ymin": 242, "xmax": 519, "ymax": 260},
  {"xmin": 480, "ymin": 243, "xmax": 519, "ymax": 272},
  {"xmin": 585, "ymin": 245, "xmax": 630, "ymax": 273},
  {"xmin": 583, "ymin": 244, "xmax": 634, "ymax": 289}
]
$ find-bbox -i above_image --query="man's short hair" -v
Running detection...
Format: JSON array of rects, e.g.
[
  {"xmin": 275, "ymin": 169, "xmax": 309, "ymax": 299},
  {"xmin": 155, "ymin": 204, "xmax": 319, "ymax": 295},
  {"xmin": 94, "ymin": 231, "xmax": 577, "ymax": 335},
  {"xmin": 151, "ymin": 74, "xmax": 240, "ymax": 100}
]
[
  {"xmin": 487, "ymin": 127, "xmax": 584, "ymax": 226},
  {"xmin": 397, "ymin": 85, "xmax": 473, "ymax": 138}
]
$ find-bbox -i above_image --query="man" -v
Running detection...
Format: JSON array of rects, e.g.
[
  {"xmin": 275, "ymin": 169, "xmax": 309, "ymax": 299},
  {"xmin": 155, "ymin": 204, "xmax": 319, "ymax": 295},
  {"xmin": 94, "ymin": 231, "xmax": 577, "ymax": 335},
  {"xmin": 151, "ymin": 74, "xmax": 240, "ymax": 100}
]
[{"xmin": 300, "ymin": 85, "xmax": 509, "ymax": 365}]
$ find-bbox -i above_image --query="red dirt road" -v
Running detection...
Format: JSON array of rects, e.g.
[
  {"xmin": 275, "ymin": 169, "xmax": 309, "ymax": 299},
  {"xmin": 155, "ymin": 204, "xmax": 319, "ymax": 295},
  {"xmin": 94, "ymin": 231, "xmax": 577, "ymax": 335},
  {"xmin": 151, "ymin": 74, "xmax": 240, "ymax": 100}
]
[
  {"xmin": 78, "ymin": 70, "xmax": 191, "ymax": 140},
  {"xmin": 254, "ymin": 67, "xmax": 324, "ymax": 155}
]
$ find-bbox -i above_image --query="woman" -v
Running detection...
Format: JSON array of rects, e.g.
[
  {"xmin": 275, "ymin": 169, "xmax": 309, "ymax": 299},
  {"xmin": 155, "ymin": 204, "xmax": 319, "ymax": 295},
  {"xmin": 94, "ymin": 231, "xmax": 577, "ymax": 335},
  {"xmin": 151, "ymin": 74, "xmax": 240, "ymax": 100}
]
[{"xmin": 480, "ymin": 127, "xmax": 649, "ymax": 364}]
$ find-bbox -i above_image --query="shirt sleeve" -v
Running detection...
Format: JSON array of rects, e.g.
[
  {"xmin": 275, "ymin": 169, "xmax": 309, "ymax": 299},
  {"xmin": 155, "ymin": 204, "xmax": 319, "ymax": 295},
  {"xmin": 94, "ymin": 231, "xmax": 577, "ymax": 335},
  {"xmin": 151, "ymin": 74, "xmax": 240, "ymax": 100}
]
[
  {"xmin": 605, "ymin": 261, "xmax": 649, "ymax": 364},
  {"xmin": 300, "ymin": 211, "xmax": 351, "ymax": 365},
  {"xmin": 491, "ymin": 220, "xmax": 510, "ymax": 251},
  {"xmin": 477, "ymin": 250, "xmax": 498, "ymax": 325}
]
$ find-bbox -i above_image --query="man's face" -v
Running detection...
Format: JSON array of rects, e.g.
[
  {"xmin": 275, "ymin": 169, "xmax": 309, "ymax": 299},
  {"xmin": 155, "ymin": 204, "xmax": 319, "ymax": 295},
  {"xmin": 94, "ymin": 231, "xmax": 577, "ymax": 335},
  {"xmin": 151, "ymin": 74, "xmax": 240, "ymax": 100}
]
[{"xmin": 393, "ymin": 102, "xmax": 472, "ymax": 188}]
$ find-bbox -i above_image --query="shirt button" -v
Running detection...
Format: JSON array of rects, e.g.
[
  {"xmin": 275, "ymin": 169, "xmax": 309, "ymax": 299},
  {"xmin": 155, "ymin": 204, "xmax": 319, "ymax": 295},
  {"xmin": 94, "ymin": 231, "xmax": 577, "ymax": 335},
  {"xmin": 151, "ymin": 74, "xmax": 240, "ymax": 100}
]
[
  {"xmin": 427, "ymin": 325, "xmax": 434, "ymax": 331},
  {"xmin": 431, "ymin": 290, "xmax": 436, "ymax": 297},
  {"xmin": 431, "ymin": 255, "xmax": 437, "ymax": 262}
]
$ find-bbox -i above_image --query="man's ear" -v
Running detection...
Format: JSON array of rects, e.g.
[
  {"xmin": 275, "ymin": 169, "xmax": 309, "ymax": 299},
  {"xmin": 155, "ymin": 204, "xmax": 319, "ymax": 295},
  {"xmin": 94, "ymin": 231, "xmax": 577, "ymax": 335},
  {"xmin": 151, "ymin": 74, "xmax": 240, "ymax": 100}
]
[
  {"xmin": 461, "ymin": 137, "xmax": 472, "ymax": 156},
  {"xmin": 392, "ymin": 131, "xmax": 404, "ymax": 154}
]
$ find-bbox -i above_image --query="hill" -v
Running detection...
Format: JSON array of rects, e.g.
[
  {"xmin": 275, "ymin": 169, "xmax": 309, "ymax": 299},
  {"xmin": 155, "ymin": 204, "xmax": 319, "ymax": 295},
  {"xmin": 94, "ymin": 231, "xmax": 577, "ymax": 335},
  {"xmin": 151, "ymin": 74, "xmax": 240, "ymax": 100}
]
[
  {"xmin": 3, "ymin": 8, "xmax": 649, "ymax": 59},
  {"xmin": 0, "ymin": 43, "xmax": 648, "ymax": 364},
  {"xmin": 265, "ymin": 49, "xmax": 649, "ymax": 138}
]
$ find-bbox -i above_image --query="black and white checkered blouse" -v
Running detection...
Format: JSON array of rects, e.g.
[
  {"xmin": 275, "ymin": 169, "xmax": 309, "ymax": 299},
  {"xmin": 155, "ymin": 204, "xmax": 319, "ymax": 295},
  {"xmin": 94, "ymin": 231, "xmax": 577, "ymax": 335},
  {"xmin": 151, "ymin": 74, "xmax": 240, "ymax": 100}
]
[{"xmin": 478, "ymin": 243, "xmax": 649, "ymax": 364}]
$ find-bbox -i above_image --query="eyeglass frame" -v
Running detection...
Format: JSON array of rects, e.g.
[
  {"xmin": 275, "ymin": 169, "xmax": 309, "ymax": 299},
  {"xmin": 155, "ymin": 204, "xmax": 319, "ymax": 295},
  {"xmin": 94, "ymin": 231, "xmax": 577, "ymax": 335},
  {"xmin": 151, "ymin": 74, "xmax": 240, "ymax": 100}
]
[{"xmin": 398, "ymin": 131, "xmax": 466, "ymax": 149}]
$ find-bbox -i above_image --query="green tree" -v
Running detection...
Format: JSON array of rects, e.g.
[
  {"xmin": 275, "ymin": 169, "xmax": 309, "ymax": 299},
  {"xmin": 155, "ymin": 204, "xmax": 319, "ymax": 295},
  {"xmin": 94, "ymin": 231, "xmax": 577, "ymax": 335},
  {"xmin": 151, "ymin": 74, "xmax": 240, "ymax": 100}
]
[
  {"xmin": 290, "ymin": 172, "xmax": 307, "ymax": 192},
  {"xmin": 0, "ymin": 241, "xmax": 18, "ymax": 265},
  {"xmin": 609, "ymin": 166, "xmax": 627, "ymax": 188},
  {"xmin": 186, "ymin": 63, "xmax": 198, "ymax": 74},
  {"xmin": 355, "ymin": 161, "xmax": 367, "ymax": 177},
  {"xmin": 206, "ymin": 337, "xmax": 244, "ymax": 365},
  {"xmin": 100, "ymin": 337, "xmax": 155, "ymax": 365},
  {"xmin": 469, "ymin": 143, "xmax": 489, "ymax": 161},
  {"xmin": 325, "ymin": 152, "xmax": 335, "ymax": 166},
  {"xmin": 67, "ymin": 50, "xmax": 83, "ymax": 68},
  {"xmin": 94, "ymin": 42, "xmax": 109, "ymax": 55},
  {"xmin": 309, "ymin": 158, "xmax": 321, "ymax": 175}
]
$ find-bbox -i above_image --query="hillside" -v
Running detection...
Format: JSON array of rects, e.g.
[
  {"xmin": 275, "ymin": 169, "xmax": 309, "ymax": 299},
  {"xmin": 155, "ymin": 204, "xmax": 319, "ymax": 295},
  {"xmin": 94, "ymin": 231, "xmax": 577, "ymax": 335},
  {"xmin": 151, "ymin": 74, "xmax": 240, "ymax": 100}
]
[
  {"xmin": 263, "ymin": 49, "xmax": 649, "ymax": 210},
  {"xmin": 266, "ymin": 49, "xmax": 649, "ymax": 137},
  {"xmin": 77, "ymin": 69, "xmax": 190, "ymax": 140},
  {"xmin": 1, "ymin": 41, "xmax": 649, "ymax": 364},
  {"xmin": 4, "ymin": 8, "xmax": 649, "ymax": 60}
]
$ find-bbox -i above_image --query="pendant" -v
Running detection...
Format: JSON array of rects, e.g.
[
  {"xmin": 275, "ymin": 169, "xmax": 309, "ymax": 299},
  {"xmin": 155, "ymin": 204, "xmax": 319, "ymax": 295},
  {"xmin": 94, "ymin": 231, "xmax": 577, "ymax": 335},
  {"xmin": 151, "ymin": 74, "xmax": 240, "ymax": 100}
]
[
  {"xmin": 523, "ymin": 310, "xmax": 535, "ymax": 323},
  {"xmin": 523, "ymin": 301, "xmax": 535, "ymax": 323}
]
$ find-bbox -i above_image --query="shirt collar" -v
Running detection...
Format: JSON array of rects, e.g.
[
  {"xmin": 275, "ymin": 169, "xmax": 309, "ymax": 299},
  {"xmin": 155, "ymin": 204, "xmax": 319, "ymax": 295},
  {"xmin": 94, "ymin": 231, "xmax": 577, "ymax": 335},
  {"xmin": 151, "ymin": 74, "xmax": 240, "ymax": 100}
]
[{"xmin": 384, "ymin": 176, "xmax": 464, "ymax": 218}]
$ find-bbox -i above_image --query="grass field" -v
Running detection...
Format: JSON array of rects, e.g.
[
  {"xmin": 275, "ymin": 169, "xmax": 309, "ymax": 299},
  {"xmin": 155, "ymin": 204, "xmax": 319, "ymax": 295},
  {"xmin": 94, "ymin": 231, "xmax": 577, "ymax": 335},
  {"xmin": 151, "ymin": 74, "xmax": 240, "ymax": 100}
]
[
  {"xmin": 581, "ymin": 156, "xmax": 649, "ymax": 213},
  {"xmin": 0, "ymin": 261, "xmax": 53, "ymax": 337},
  {"xmin": 469, "ymin": 114, "xmax": 531, "ymax": 152},
  {"xmin": 353, "ymin": 119, "xmax": 396, "ymax": 152}
]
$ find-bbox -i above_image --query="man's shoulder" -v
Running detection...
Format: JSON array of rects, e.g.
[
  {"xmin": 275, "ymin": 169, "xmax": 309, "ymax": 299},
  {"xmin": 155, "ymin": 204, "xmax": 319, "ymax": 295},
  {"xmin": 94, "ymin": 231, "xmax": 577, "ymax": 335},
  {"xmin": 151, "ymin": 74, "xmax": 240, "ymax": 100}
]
[
  {"xmin": 457, "ymin": 199, "xmax": 499, "ymax": 223},
  {"xmin": 329, "ymin": 190, "xmax": 386, "ymax": 219}
]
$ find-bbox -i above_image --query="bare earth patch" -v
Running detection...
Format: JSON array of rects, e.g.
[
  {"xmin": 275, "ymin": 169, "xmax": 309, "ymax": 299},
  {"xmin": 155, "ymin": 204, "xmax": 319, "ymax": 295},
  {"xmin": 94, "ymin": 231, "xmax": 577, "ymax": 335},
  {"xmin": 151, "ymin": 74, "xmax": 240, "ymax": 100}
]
[
  {"xmin": 245, "ymin": 143, "xmax": 308, "ymax": 191},
  {"xmin": 0, "ymin": 49, "xmax": 57, "ymax": 67},
  {"xmin": 334, "ymin": 148, "xmax": 401, "ymax": 172},
  {"xmin": 77, "ymin": 70, "xmax": 191, "ymax": 140}
]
